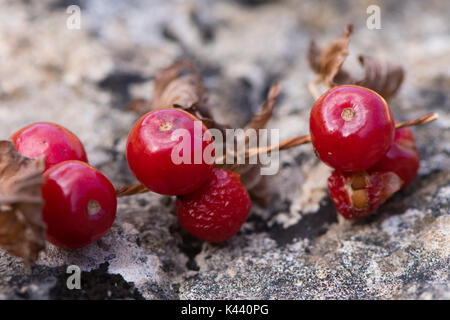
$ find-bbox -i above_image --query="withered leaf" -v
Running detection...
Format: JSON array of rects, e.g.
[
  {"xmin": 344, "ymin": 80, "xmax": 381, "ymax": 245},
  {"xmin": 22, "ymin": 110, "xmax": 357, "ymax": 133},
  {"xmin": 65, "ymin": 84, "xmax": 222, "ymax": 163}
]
[
  {"xmin": 308, "ymin": 24, "xmax": 405, "ymax": 100},
  {"xmin": 153, "ymin": 60, "xmax": 208, "ymax": 111},
  {"xmin": 0, "ymin": 140, "xmax": 46, "ymax": 263},
  {"xmin": 217, "ymin": 84, "xmax": 281, "ymax": 207},
  {"xmin": 124, "ymin": 97, "xmax": 151, "ymax": 114},
  {"xmin": 155, "ymin": 61, "xmax": 230, "ymax": 132},
  {"xmin": 127, "ymin": 60, "xmax": 228, "ymax": 132},
  {"xmin": 244, "ymin": 84, "xmax": 280, "ymax": 131},
  {"xmin": 353, "ymin": 55, "xmax": 405, "ymax": 100}
]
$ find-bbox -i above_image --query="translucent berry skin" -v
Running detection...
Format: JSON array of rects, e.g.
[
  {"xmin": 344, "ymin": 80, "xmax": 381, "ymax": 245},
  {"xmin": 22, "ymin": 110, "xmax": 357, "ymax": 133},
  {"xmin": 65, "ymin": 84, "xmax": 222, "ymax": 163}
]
[
  {"xmin": 328, "ymin": 128, "xmax": 420, "ymax": 219},
  {"xmin": 328, "ymin": 170, "xmax": 402, "ymax": 219},
  {"xmin": 42, "ymin": 161, "xmax": 117, "ymax": 249},
  {"xmin": 126, "ymin": 108, "xmax": 215, "ymax": 196},
  {"xmin": 176, "ymin": 169, "xmax": 251, "ymax": 243},
  {"xmin": 310, "ymin": 85, "xmax": 395, "ymax": 172},
  {"xmin": 10, "ymin": 122, "xmax": 88, "ymax": 171},
  {"xmin": 369, "ymin": 127, "xmax": 419, "ymax": 188}
]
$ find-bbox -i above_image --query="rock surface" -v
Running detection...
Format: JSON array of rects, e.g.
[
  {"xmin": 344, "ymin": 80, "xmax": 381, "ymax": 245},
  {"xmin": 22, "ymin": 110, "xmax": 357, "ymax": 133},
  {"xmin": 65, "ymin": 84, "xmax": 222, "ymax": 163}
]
[{"xmin": 0, "ymin": 0, "xmax": 449, "ymax": 299}]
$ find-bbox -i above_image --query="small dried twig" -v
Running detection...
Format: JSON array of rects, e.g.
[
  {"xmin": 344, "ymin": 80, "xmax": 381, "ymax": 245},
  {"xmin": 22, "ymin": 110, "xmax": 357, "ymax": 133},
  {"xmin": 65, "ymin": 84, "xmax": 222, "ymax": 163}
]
[
  {"xmin": 116, "ymin": 184, "xmax": 149, "ymax": 197},
  {"xmin": 115, "ymin": 113, "xmax": 438, "ymax": 197},
  {"xmin": 394, "ymin": 113, "xmax": 438, "ymax": 130}
]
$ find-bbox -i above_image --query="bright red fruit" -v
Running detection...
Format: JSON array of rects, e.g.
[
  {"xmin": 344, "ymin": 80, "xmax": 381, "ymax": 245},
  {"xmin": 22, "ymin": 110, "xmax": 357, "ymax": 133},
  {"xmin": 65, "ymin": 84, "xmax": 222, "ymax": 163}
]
[
  {"xmin": 328, "ymin": 128, "xmax": 420, "ymax": 219},
  {"xmin": 327, "ymin": 170, "xmax": 403, "ymax": 219},
  {"xmin": 42, "ymin": 160, "xmax": 117, "ymax": 249},
  {"xmin": 310, "ymin": 85, "xmax": 395, "ymax": 172},
  {"xmin": 10, "ymin": 122, "xmax": 88, "ymax": 171},
  {"xmin": 369, "ymin": 127, "xmax": 419, "ymax": 188},
  {"xmin": 176, "ymin": 169, "xmax": 251, "ymax": 243},
  {"xmin": 126, "ymin": 108, "xmax": 215, "ymax": 196}
]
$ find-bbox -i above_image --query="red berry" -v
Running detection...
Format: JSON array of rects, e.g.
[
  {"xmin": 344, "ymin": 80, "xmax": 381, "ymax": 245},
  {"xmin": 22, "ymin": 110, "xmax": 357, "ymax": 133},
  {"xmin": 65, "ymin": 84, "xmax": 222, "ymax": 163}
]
[
  {"xmin": 327, "ymin": 170, "xmax": 402, "ymax": 219},
  {"xmin": 327, "ymin": 128, "xmax": 420, "ymax": 219},
  {"xmin": 176, "ymin": 169, "xmax": 251, "ymax": 242},
  {"xmin": 126, "ymin": 108, "xmax": 215, "ymax": 196},
  {"xmin": 42, "ymin": 160, "xmax": 117, "ymax": 249},
  {"xmin": 369, "ymin": 127, "xmax": 419, "ymax": 188},
  {"xmin": 310, "ymin": 85, "xmax": 395, "ymax": 172},
  {"xmin": 10, "ymin": 122, "xmax": 88, "ymax": 171}
]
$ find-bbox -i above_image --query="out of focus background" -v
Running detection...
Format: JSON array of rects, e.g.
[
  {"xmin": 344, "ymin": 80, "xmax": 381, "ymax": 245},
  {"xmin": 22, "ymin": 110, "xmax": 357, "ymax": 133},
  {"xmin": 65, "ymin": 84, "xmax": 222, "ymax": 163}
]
[{"xmin": 0, "ymin": 0, "xmax": 449, "ymax": 299}]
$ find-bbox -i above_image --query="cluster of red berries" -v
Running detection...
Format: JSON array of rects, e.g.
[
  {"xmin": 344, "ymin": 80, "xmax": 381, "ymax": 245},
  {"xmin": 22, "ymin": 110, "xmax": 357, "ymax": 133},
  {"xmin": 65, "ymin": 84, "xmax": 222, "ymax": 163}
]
[
  {"xmin": 309, "ymin": 85, "xmax": 420, "ymax": 219},
  {"xmin": 126, "ymin": 108, "xmax": 252, "ymax": 242},
  {"xmin": 9, "ymin": 108, "xmax": 252, "ymax": 249},
  {"xmin": 7, "ymin": 84, "xmax": 422, "ymax": 249},
  {"xmin": 10, "ymin": 122, "xmax": 117, "ymax": 249}
]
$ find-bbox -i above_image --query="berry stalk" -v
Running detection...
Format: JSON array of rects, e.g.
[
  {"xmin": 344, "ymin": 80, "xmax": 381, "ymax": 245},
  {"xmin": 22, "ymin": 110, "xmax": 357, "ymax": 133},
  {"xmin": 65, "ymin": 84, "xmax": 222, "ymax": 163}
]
[{"xmin": 116, "ymin": 112, "xmax": 438, "ymax": 197}]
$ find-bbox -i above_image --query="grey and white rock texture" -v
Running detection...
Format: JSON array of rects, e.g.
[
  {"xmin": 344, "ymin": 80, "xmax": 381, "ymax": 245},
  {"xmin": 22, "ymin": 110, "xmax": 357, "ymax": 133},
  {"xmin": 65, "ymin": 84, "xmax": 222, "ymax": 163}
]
[{"xmin": 0, "ymin": 0, "xmax": 448, "ymax": 299}]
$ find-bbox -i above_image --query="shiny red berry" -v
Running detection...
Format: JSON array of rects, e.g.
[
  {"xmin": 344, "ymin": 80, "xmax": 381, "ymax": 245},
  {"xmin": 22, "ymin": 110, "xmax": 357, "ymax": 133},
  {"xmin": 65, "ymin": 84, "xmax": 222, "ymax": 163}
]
[
  {"xmin": 176, "ymin": 169, "xmax": 251, "ymax": 243},
  {"xmin": 10, "ymin": 122, "xmax": 88, "ymax": 171},
  {"xmin": 369, "ymin": 127, "xmax": 419, "ymax": 188},
  {"xmin": 126, "ymin": 108, "xmax": 215, "ymax": 196},
  {"xmin": 42, "ymin": 160, "xmax": 117, "ymax": 249},
  {"xmin": 310, "ymin": 85, "xmax": 395, "ymax": 172}
]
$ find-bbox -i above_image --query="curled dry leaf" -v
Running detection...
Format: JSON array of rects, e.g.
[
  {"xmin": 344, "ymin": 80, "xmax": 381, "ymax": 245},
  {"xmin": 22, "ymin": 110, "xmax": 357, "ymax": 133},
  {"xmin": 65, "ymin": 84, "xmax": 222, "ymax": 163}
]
[
  {"xmin": 308, "ymin": 24, "xmax": 405, "ymax": 100},
  {"xmin": 354, "ymin": 55, "xmax": 405, "ymax": 100},
  {"xmin": 244, "ymin": 84, "xmax": 280, "ymax": 131},
  {"xmin": 217, "ymin": 84, "xmax": 281, "ymax": 206},
  {"xmin": 153, "ymin": 60, "xmax": 208, "ymax": 110},
  {"xmin": 308, "ymin": 24, "xmax": 353, "ymax": 88},
  {"xmin": 125, "ymin": 97, "xmax": 151, "ymax": 114},
  {"xmin": 0, "ymin": 140, "xmax": 46, "ymax": 263},
  {"xmin": 126, "ymin": 60, "xmax": 228, "ymax": 132},
  {"xmin": 153, "ymin": 60, "xmax": 230, "ymax": 132}
]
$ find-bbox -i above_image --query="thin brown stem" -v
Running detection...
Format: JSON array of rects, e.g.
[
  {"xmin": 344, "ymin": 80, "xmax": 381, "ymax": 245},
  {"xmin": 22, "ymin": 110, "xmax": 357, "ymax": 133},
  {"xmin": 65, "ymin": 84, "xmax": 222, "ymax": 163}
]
[
  {"xmin": 116, "ymin": 113, "xmax": 438, "ymax": 197},
  {"xmin": 394, "ymin": 112, "xmax": 438, "ymax": 129},
  {"xmin": 116, "ymin": 184, "xmax": 149, "ymax": 197},
  {"xmin": 245, "ymin": 135, "xmax": 312, "ymax": 159}
]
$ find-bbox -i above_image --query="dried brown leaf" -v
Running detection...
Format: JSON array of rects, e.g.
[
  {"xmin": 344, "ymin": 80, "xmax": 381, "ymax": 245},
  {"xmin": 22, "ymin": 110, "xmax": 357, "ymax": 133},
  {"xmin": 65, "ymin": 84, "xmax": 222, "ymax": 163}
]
[
  {"xmin": 308, "ymin": 24, "xmax": 353, "ymax": 87},
  {"xmin": 127, "ymin": 60, "xmax": 228, "ymax": 132},
  {"xmin": 353, "ymin": 55, "xmax": 405, "ymax": 100},
  {"xmin": 154, "ymin": 61, "xmax": 229, "ymax": 132},
  {"xmin": 244, "ymin": 84, "xmax": 280, "ymax": 131},
  {"xmin": 308, "ymin": 24, "xmax": 405, "ymax": 100},
  {"xmin": 124, "ymin": 98, "xmax": 152, "ymax": 114},
  {"xmin": 217, "ymin": 84, "xmax": 281, "ymax": 207},
  {"xmin": 0, "ymin": 140, "xmax": 46, "ymax": 263},
  {"xmin": 153, "ymin": 60, "xmax": 208, "ymax": 110}
]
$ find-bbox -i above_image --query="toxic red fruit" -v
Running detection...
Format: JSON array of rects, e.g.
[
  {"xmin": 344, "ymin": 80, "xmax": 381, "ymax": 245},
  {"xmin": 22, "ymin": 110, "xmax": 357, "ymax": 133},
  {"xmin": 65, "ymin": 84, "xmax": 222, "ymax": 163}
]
[
  {"xmin": 126, "ymin": 108, "xmax": 215, "ymax": 196},
  {"xmin": 10, "ymin": 122, "xmax": 88, "ymax": 171},
  {"xmin": 42, "ymin": 160, "xmax": 117, "ymax": 249},
  {"xmin": 328, "ymin": 128, "xmax": 420, "ymax": 219},
  {"xmin": 176, "ymin": 169, "xmax": 251, "ymax": 243},
  {"xmin": 369, "ymin": 127, "xmax": 419, "ymax": 188},
  {"xmin": 310, "ymin": 85, "xmax": 395, "ymax": 172}
]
